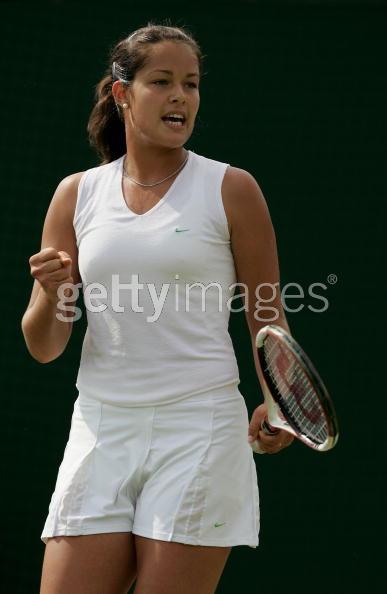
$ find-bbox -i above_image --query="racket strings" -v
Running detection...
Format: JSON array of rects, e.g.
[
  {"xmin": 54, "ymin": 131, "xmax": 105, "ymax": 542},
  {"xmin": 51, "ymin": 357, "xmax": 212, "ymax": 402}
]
[
  {"xmin": 268, "ymin": 350, "xmax": 327, "ymax": 442},
  {"xmin": 264, "ymin": 337, "xmax": 328, "ymax": 444},
  {"xmin": 283, "ymin": 363, "xmax": 327, "ymax": 442}
]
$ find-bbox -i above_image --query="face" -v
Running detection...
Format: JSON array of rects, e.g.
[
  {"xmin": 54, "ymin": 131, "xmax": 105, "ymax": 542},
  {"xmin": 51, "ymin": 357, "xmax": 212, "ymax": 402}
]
[{"xmin": 113, "ymin": 41, "xmax": 200, "ymax": 149}]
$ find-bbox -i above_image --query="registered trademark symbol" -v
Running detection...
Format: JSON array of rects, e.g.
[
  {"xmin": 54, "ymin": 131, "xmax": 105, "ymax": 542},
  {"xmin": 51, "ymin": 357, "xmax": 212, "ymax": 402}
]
[{"xmin": 327, "ymin": 274, "xmax": 338, "ymax": 285}]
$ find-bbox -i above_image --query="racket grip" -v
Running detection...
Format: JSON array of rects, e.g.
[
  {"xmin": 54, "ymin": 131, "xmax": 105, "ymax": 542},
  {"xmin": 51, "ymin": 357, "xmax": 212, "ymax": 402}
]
[
  {"xmin": 250, "ymin": 418, "xmax": 281, "ymax": 454},
  {"xmin": 261, "ymin": 418, "xmax": 280, "ymax": 436}
]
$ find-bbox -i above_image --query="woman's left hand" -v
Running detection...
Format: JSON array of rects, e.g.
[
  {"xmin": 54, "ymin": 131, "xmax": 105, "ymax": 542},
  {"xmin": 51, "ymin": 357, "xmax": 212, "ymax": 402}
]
[{"xmin": 248, "ymin": 403, "xmax": 294, "ymax": 454}]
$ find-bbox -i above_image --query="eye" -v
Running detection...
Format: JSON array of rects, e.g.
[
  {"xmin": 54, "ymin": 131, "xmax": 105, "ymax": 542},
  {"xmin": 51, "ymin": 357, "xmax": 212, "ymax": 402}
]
[{"xmin": 153, "ymin": 80, "xmax": 198, "ymax": 88}]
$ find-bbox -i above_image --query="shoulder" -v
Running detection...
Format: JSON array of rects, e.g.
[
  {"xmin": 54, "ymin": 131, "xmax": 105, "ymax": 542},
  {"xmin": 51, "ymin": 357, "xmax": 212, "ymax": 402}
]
[
  {"xmin": 221, "ymin": 166, "xmax": 272, "ymax": 237},
  {"xmin": 52, "ymin": 159, "xmax": 118, "ymax": 217},
  {"xmin": 55, "ymin": 171, "xmax": 86, "ymax": 196},
  {"xmin": 57, "ymin": 159, "xmax": 113, "ymax": 195},
  {"xmin": 44, "ymin": 171, "xmax": 86, "ymax": 236},
  {"xmin": 191, "ymin": 151, "xmax": 264, "ymax": 206},
  {"xmin": 222, "ymin": 165, "xmax": 261, "ymax": 196},
  {"xmin": 51, "ymin": 171, "xmax": 86, "ymax": 215}
]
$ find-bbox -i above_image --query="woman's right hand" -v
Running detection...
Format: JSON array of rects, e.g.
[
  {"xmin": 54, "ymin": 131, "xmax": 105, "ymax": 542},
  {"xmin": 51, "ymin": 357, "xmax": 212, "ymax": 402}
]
[{"xmin": 29, "ymin": 247, "xmax": 74, "ymax": 304}]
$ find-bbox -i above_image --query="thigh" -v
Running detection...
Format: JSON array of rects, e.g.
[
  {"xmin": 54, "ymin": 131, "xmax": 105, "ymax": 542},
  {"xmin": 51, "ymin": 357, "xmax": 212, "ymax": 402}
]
[
  {"xmin": 133, "ymin": 535, "xmax": 231, "ymax": 594},
  {"xmin": 39, "ymin": 532, "xmax": 137, "ymax": 594}
]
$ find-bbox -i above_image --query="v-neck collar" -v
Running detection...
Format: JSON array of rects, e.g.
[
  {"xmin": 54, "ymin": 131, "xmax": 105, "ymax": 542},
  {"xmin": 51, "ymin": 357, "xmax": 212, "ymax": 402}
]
[{"xmin": 115, "ymin": 150, "xmax": 193, "ymax": 217}]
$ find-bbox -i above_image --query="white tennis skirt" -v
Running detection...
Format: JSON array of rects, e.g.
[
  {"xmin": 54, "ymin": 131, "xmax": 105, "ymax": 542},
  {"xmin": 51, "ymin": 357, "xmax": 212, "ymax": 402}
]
[{"xmin": 41, "ymin": 384, "xmax": 260, "ymax": 548}]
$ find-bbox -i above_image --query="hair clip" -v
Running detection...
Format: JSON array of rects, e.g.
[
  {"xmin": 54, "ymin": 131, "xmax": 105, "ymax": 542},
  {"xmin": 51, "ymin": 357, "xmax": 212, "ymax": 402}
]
[{"xmin": 112, "ymin": 61, "xmax": 128, "ymax": 83}]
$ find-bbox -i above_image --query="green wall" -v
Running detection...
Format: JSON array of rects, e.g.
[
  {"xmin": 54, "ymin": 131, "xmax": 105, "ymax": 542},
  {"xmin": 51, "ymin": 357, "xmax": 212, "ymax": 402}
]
[{"xmin": 1, "ymin": 1, "xmax": 385, "ymax": 592}]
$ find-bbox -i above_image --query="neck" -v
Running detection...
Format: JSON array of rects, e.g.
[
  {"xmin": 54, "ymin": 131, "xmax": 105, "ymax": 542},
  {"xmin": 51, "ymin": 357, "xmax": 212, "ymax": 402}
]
[{"xmin": 123, "ymin": 145, "xmax": 188, "ymax": 185}]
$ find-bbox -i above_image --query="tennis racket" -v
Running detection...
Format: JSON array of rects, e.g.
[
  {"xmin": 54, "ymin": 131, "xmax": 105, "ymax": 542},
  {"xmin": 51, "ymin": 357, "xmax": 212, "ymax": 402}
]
[{"xmin": 251, "ymin": 324, "xmax": 339, "ymax": 453}]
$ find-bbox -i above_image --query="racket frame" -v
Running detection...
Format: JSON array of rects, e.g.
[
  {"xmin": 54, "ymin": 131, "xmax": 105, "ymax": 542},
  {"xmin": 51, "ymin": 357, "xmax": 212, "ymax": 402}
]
[{"xmin": 254, "ymin": 324, "xmax": 339, "ymax": 452}]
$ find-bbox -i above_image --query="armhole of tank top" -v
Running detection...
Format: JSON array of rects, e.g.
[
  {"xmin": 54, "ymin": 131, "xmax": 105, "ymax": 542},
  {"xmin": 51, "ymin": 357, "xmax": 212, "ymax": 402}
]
[
  {"xmin": 215, "ymin": 163, "xmax": 231, "ymax": 241},
  {"xmin": 73, "ymin": 169, "xmax": 91, "ymax": 230}
]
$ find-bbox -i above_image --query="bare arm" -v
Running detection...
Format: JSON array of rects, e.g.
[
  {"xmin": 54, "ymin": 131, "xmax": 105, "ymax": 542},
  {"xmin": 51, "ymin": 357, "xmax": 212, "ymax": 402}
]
[
  {"xmin": 21, "ymin": 172, "xmax": 84, "ymax": 363},
  {"xmin": 222, "ymin": 166, "xmax": 290, "ymax": 337},
  {"xmin": 222, "ymin": 166, "xmax": 294, "ymax": 452}
]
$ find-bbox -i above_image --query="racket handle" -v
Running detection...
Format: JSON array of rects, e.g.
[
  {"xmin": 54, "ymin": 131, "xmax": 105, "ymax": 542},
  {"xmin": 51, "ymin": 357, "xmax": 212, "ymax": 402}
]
[
  {"xmin": 261, "ymin": 418, "xmax": 280, "ymax": 436},
  {"xmin": 250, "ymin": 418, "xmax": 280, "ymax": 454}
]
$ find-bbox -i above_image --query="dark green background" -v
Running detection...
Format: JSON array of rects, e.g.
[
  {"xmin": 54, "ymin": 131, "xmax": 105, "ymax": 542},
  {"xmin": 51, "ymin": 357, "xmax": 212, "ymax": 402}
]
[{"xmin": 1, "ymin": 0, "xmax": 385, "ymax": 592}]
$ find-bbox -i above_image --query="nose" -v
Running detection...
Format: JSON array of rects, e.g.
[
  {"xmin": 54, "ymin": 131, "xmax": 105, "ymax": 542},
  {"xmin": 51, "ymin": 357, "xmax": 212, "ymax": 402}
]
[
  {"xmin": 170, "ymin": 97, "xmax": 185, "ymax": 105},
  {"xmin": 169, "ymin": 85, "xmax": 187, "ymax": 103}
]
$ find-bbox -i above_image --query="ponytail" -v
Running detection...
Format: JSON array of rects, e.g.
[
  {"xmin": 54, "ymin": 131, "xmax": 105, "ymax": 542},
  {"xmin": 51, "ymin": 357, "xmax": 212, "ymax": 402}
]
[{"xmin": 87, "ymin": 73, "xmax": 127, "ymax": 165}]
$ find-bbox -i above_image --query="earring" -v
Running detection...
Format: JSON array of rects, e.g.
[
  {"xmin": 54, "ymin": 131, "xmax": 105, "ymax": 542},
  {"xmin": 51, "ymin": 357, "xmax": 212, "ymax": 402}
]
[{"xmin": 122, "ymin": 103, "xmax": 128, "ymax": 109}]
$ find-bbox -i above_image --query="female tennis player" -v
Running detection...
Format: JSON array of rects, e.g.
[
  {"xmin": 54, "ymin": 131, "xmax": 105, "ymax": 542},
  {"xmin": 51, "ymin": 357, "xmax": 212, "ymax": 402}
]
[{"xmin": 22, "ymin": 23, "xmax": 293, "ymax": 594}]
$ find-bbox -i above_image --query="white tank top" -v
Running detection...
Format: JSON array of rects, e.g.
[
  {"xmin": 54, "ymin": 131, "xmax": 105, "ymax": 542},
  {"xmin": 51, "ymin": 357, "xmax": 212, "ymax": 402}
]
[{"xmin": 73, "ymin": 149, "xmax": 240, "ymax": 406}]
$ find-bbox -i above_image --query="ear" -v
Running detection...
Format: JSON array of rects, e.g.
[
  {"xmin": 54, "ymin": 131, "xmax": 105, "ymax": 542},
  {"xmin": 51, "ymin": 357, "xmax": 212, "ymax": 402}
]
[{"xmin": 111, "ymin": 80, "xmax": 129, "ymax": 107}]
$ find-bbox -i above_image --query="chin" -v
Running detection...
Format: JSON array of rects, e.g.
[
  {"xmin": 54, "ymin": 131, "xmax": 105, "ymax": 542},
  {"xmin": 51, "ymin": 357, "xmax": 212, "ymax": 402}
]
[
  {"xmin": 159, "ymin": 137, "xmax": 191, "ymax": 150},
  {"xmin": 144, "ymin": 128, "xmax": 192, "ymax": 149}
]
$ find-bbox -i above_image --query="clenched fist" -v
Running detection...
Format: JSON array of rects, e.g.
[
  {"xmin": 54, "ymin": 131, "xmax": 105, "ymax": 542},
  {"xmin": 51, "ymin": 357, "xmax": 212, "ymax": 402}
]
[{"xmin": 29, "ymin": 247, "xmax": 73, "ymax": 304}]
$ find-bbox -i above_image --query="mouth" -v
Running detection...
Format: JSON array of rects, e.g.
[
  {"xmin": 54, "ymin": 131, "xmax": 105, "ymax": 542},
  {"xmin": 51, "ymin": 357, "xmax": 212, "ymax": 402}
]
[{"xmin": 161, "ymin": 115, "xmax": 186, "ymax": 130}]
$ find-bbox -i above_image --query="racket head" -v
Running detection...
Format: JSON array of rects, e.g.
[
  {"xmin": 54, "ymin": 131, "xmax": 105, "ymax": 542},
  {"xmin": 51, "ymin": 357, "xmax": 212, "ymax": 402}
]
[{"xmin": 256, "ymin": 325, "xmax": 339, "ymax": 452}]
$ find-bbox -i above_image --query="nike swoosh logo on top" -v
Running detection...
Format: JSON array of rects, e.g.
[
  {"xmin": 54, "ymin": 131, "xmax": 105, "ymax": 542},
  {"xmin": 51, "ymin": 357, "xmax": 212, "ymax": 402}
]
[
  {"xmin": 175, "ymin": 227, "xmax": 190, "ymax": 232},
  {"xmin": 214, "ymin": 522, "xmax": 226, "ymax": 528}
]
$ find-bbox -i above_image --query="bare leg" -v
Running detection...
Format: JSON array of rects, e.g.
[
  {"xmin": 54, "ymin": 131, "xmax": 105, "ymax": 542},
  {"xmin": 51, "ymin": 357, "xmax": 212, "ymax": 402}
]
[
  {"xmin": 39, "ymin": 532, "xmax": 137, "ymax": 594},
  {"xmin": 133, "ymin": 535, "xmax": 231, "ymax": 594}
]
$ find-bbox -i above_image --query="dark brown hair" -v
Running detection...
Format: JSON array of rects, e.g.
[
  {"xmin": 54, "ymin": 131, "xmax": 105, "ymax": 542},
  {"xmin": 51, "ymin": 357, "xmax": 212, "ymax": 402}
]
[{"xmin": 87, "ymin": 21, "xmax": 205, "ymax": 165}]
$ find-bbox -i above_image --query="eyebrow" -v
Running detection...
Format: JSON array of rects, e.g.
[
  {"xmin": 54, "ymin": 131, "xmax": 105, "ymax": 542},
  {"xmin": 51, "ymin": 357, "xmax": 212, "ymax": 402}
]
[{"xmin": 150, "ymin": 69, "xmax": 200, "ymax": 78}]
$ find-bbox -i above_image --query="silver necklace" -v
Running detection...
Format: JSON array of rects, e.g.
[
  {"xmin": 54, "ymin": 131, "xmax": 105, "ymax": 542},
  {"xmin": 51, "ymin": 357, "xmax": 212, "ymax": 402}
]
[{"xmin": 122, "ymin": 150, "xmax": 189, "ymax": 187}]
